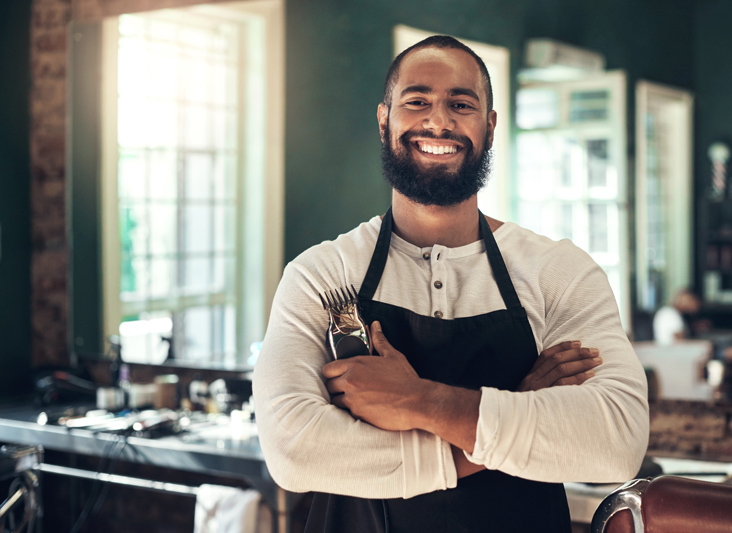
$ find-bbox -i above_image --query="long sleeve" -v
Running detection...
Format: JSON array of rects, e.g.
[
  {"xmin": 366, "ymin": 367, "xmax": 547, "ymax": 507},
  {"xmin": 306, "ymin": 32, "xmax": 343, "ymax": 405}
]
[
  {"xmin": 466, "ymin": 255, "xmax": 649, "ymax": 482},
  {"xmin": 253, "ymin": 260, "xmax": 457, "ymax": 498}
]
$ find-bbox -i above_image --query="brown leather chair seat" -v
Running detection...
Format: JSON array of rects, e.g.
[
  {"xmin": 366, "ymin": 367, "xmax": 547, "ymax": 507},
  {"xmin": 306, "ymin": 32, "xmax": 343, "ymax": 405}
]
[{"xmin": 591, "ymin": 475, "xmax": 732, "ymax": 533}]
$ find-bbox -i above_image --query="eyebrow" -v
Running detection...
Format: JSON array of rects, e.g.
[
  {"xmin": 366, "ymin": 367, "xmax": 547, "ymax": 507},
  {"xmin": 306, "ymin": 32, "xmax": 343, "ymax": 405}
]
[{"xmin": 400, "ymin": 85, "xmax": 481, "ymax": 102}]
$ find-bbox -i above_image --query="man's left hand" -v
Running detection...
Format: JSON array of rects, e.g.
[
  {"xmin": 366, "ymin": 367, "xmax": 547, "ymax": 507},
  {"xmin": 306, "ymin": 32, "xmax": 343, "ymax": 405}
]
[{"xmin": 323, "ymin": 321, "xmax": 428, "ymax": 432}]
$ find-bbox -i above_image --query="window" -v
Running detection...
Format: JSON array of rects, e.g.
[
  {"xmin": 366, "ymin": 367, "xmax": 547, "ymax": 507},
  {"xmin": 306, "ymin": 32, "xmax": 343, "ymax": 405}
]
[
  {"xmin": 100, "ymin": 2, "xmax": 283, "ymax": 366},
  {"xmin": 515, "ymin": 72, "xmax": 630, "ymax": 328}
]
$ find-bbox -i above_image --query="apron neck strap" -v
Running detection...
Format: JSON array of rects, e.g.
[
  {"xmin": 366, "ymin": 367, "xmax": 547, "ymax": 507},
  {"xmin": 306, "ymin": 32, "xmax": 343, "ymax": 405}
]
[
  {"xmin": 359, "ymin": 207, "xmax": 522, "ymax": 310},
  {"xmin": 358, "ymin": 207, "xmax": 393, "ymax": 302},
  {"xmin": 478, "ymin": 213, "xmax": 521, "ymax": 309}
]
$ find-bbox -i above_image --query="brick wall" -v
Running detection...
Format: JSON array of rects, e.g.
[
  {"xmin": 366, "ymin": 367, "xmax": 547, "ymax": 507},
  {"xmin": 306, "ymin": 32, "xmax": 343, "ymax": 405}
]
[
  {"xmin": 28, "ymin": 0, "xmax": 228, "ymax": 368},
  {"xmin": 30, "ymin": 0, "xmax": 72, "ymax": 367}
]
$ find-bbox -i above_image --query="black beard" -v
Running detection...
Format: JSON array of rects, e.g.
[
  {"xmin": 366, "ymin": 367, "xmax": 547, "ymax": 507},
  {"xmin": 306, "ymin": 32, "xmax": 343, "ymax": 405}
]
[{"xmin": 380, "ymin": 122, "xmax": 492, "ymax": 207}]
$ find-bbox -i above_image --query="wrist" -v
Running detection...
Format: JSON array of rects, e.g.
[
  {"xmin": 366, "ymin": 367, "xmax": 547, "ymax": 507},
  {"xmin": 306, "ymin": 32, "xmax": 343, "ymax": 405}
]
[{"xmin": 411, "ymin": 381, "xmax": 481, "ymax": 453}]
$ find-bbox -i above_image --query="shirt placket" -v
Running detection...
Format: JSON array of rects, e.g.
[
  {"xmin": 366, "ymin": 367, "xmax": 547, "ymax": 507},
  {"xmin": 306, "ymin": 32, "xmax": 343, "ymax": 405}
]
[{"xmin": 428, "ymin": 245, "xmax": 448, "ymax": 319}]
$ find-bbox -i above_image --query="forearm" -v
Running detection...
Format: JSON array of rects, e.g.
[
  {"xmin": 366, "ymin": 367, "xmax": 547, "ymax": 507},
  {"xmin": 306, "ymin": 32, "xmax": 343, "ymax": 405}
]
[{"xmin": 467, "ymin": 367, "xmax": 649, "ymax": 483}]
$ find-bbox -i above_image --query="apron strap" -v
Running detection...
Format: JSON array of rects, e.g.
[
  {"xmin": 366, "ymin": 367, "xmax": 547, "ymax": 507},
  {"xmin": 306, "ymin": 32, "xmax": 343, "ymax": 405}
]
[
  {"xmin": 358, "ymin": 207, "xmax": 393, "ymax": 302},
  {"xmin": 479, "ymin": 212, "xmax": 522, "ymax": 310}
]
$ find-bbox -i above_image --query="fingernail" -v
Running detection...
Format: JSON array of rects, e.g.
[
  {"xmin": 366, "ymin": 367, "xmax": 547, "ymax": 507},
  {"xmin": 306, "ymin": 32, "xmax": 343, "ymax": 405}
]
[
  {"xmin": 571, "ymin": 341, "xmax": 581, "ymax": 348},
  {"xmin": 586, "ymin": 370, "xmax": 595, "ymax": 377},
  {"xmin": 589, "ymin": 348, "xmax": 599, "ymax": 356},
  {"xmin": 373, "ymin": 321, "xmax": 381, "ymax": 331},
  {"xmin": 593, "ymin": 357, "xmax": 602, "ymax": 364}
]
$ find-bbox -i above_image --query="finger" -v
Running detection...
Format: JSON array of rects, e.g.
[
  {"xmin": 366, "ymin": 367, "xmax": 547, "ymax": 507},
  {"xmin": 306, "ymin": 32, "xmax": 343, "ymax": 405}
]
[
  {"xmin": 323, "ymin": 360, "xmax": 349, "ymax": 379},
  {"xmin": 325, "ymin": 376, "xmax": 346, "ymax": 395},
  {"xmin": 370, "ymin": 321, "xmax": 395, "ymax": 357},
  {"xmin": 540, "ymin": 340, "xmax": 581, "ymax": 358},
  {"xmin": 531, "ymin": 347, "xmax": 600, "ymax": 380},
  {"xmin": 330, "ymin": 392, "xmax": 348, "ymax": 410},
  {"xmin": 544, "ymin": 357, "xmax": 602, "ymax": 387},
  {"xmin": 555, "ymin": 369, "xmax": 596, "ymax": 387}
]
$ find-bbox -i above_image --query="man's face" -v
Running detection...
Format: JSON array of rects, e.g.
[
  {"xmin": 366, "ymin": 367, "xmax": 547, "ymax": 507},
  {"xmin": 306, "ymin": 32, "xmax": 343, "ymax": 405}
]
[{"xmin": 378, "ymin": 47, "xmax": 497, "ymax": 207}]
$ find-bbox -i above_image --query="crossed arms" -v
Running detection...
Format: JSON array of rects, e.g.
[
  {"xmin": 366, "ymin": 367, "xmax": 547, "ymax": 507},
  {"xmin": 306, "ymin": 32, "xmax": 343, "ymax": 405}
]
[{"xmin": 253, "ymin": 241, "xmax": 649, "ymax": 499}]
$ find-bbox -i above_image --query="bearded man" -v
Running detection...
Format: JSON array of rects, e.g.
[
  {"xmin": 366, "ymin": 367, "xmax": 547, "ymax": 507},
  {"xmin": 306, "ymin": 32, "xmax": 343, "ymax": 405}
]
[{"xmin": 254, "ymin": 35, "xmax": 649, "ymax": 532}]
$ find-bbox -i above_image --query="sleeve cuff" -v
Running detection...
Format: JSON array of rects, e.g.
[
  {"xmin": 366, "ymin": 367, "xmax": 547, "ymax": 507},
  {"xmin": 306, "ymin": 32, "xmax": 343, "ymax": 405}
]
[
  {"xmin": 463, "ymin": 387, "xmax": 500, "ymax": 465},
  {"xmin": 400, "ymin": 430, "xmax": 457, "ymax": 499}
]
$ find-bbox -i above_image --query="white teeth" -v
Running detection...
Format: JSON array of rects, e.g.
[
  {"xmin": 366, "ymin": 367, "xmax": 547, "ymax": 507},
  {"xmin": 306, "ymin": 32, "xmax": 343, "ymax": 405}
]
[{"xmin": 418, "ymin": 142, "xmax": 457, "ymax": 154}]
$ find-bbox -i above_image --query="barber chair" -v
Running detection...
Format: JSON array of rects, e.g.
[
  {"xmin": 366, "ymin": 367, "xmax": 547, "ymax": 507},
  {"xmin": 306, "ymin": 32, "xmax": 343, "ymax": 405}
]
[{"xmin": 591, "ymin": 475, "xmax": 732, "ymax": 533}]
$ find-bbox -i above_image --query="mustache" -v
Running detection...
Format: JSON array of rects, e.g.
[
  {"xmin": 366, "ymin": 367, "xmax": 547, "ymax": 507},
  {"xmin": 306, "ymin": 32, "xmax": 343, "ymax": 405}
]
[{"xmin": 399, "ymin": 130, "xmax": 474, "ymax": 150}]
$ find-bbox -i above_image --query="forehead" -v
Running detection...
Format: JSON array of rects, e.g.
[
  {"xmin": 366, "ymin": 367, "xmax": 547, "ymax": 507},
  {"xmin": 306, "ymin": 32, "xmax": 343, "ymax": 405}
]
[{"xmin": 395, "ymin": 47, "xmax": 484, "ymax": 99}]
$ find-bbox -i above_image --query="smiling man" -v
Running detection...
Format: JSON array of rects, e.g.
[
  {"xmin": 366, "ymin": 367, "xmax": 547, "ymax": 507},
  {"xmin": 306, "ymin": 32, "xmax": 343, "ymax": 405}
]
[{"xmin": 254, "ymin": 36, "xmax": 649, "ymax": 532}]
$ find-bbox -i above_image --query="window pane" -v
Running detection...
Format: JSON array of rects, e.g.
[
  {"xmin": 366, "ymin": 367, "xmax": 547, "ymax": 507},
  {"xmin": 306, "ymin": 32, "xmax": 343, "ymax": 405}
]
[
  {"xmin": 150, "ymin": 257, "xmax": 175, "ymax": 299},
  {"xmin": 183, "ymin": 256, "xmax": 210, "ymax": 294},
  {"xmin": 184, "ymin": 205, "xmax": 211, "ymax": 254},
  {"xmin": 182, "ymin": 306, "xmax": 212, "ymax": 360},
  {"xmin": 119, "ymin": 202, "xmax": 148, "ymax": 257},
  {"xmin": 569, "ymin": 89, "xmax": 609, "ymax": 123},
  {"xmin": 213, "ymin": 155, "xmax": 237, "ymax": 199},
  {"xmin": 214, "ymin": 109, "xmax": 237, "ymax": 149},
  {"xmin": 589, "ymin": 204, "xmax": 609, "ymax": 253},
  {"xmin": 184, "ymin": 57, "xmax": 211, "ymax": 104},
  {"xmin": 149, "ymin": 150, "xmax": 177, "ymax": 200},
  {"xmin": 185, "ymin": 153, "xmax": 212, "ymax": 199},
  {"xmin": 214, "ymin": 205, "xmax": 235, "ymax": 252},
  {"xmin": 212, "ymin": 253, "xmax": 235, "ymax": 292},
  {"xmin": 184, "ymin": 104, "xmax": 211, "ymax": 149},
  {"xmin": 118, "ymin": 150, "xmax": 147, "ymax": 199},
  {"xmin": 149, "ymin": 203, "xmax": 176, "ymax": 255},
  {"xmin": 559, "ymin": 203, "xmax": 574, "ymax": 241},
  {"xmin": 148, "ymin": 42, "xmax": 179, "ymax": 100},
  {"xmin": 587, "ymin": 139, "xmax": 609, "ymax": 188},
  {"xmin": 118, "ymin": 37, "xmax": 147, "ymax": 97},
  {"xmin": 122, "ymin": 257, "xmax": 149, "ymax": 300}
]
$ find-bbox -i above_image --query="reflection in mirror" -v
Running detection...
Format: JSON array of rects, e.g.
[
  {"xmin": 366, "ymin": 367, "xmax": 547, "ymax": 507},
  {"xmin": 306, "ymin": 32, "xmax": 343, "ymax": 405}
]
[{"xmin": 70, "ymin": 1, "xmax": 284, "ymax": 368}]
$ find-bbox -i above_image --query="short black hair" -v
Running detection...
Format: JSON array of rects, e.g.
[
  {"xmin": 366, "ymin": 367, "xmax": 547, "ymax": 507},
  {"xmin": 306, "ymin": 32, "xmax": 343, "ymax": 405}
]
[{"xmin": 383, "ymin": 35, "xmax": 493, "ymax": 112}]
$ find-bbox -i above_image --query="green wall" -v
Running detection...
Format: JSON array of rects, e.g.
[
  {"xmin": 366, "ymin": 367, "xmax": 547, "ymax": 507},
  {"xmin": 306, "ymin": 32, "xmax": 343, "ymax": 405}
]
[
  {"xmin": 284, "ymin": 0, "xmax": 696, "ymax": 262},
  {"xmin": 694, "ymin": 1, "xmax": 732, "ymax": 201},
  {"xmin": 693, "ymin": 0, "xmax": 732, "ymax": 294},
  {"xmin": 0, "ymin": 0, "xmax": 33, "ymax": 397}
]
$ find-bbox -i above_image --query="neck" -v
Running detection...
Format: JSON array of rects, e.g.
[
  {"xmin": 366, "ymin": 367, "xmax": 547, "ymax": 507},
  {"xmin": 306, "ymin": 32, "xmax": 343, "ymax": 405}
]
[{"xmin": 390, "ymin": 192, "xmax": 485, "ymax": 248}]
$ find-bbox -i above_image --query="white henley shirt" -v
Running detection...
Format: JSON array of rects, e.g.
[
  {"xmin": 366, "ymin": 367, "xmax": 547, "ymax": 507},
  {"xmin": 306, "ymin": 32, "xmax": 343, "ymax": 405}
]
[{"xmin": 253, "ymin": 216, "xmax": 649, "ymax": 499}]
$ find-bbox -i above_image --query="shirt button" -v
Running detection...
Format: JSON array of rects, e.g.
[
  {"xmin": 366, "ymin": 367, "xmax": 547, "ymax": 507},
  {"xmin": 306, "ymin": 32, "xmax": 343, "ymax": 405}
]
[
  {"xmin": 434, "ymin": 310, "xmax": 443, "ymax": 319},
  {"xmin": 422, "ymin": 252, "xmax": 431, "ymax": 260},
  {"xmin": 434, "ymin": 280, "xmax": 443, "ymax": 289}
]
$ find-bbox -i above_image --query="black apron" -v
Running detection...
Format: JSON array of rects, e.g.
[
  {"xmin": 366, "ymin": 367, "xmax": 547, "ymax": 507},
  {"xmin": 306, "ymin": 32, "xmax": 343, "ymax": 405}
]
[{"xmin": 305, "ymin": 208, "xmax": 571, "ymax": 533}]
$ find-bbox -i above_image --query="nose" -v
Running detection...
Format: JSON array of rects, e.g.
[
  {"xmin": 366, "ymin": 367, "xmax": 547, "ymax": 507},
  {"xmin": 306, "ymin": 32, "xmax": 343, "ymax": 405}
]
[{"xmin": 423, "ymin": 101, "xmax": 455, "ymax": 133}]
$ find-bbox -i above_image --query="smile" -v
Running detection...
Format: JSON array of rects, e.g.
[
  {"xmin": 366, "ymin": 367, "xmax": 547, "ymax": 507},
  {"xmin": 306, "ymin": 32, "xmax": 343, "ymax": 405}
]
[{"xmin": 414, "ymin": 140, "xmax": 462, "ymax": 155}]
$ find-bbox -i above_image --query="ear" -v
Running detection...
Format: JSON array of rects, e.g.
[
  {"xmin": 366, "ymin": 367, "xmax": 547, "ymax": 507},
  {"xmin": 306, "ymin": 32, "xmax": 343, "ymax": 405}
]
[
  {"xmin": 486, "ymin": 110, "xmax": 497, "ymax": 149},
  {"xmin": 377, "ymin": 102, "xmax": 389, "ymax": 143}
]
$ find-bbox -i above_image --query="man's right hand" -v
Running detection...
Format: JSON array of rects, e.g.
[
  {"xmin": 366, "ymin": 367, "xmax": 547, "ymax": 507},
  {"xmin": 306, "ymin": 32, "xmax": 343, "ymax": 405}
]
[{"xmin": 518, "ymin": 340, "xmax": 602, "ymax": 392}]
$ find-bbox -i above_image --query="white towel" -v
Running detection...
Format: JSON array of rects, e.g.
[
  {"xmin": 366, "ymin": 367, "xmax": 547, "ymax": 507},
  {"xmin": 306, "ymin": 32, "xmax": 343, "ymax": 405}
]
[{"xmin": 194, "ymin": 484, "xmax": 262, "ymax": 533}]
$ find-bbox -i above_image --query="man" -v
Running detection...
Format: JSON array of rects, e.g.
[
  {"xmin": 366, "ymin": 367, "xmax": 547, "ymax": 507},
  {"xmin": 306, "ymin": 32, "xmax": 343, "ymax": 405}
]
[{"xmin": 254, "ymin": 36, "xmax": 649, "ymax": 532}]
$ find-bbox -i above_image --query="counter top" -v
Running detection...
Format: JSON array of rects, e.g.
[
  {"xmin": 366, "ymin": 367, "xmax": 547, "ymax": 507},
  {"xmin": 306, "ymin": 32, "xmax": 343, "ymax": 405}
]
[{"xmin": 0, "ymin": 402, "xmax": 279, "ymax": 509}]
